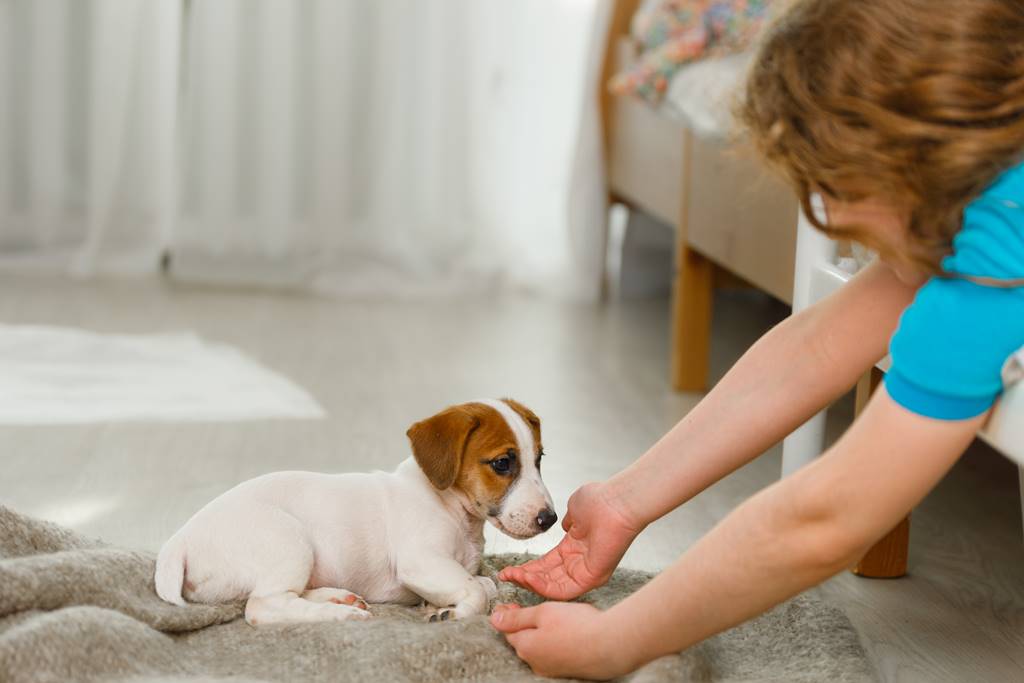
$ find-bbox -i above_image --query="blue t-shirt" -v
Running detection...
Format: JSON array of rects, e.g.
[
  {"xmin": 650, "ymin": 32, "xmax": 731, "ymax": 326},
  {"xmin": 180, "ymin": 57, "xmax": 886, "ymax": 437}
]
[{"xmin": 885, "ymin": 161, "xmax": 1024, "ymax": 420}]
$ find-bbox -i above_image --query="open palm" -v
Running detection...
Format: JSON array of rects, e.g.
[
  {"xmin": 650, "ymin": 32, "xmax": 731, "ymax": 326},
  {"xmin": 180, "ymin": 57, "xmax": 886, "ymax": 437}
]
[{"xmin": 498, "ymin": 483, "xmax": 641, "ymax": 600}]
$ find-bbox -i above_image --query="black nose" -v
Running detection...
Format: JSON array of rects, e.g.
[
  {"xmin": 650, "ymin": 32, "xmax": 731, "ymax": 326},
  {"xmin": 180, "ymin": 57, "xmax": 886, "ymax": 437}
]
[{"xmin": 536, "ymin": 508, "xmax": 557, "ymax": 531}]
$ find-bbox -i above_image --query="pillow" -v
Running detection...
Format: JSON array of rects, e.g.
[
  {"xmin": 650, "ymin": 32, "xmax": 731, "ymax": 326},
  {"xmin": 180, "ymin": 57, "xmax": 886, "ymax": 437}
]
[{"xmin": 610, "ymin": 0, "xmax": 780, "ymax": 103}]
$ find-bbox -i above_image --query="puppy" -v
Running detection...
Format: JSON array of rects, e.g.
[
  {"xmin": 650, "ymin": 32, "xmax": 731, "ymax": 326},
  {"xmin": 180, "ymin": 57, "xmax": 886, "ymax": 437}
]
[{"xmin": 154, "ymin": 398, "xmax": 556, "ymax": 625}]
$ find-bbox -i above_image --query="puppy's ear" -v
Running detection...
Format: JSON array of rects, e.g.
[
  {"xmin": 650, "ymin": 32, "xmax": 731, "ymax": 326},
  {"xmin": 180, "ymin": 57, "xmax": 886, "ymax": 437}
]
[
  {"xmin": 407, "ymin": 406, "xmax": 479, "ymax": 490},
  {"xmin": 502, "ymin": 398, "xmax": 540, "ymax": 430}
]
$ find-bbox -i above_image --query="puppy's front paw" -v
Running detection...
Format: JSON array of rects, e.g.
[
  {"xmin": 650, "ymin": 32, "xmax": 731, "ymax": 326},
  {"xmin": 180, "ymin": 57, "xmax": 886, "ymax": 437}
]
[
  {"xmin": 476, "ymin": 576, "xmax": 498, "ymax": 601},
  {"xmin": 426, "ymin": 607, "xmax": 456, "ymax": 623}
]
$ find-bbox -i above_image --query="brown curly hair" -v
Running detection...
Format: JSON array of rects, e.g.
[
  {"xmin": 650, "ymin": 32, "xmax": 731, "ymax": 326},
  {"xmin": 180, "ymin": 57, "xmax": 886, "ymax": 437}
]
[{"xmin": 740, "ymin": 0, "xmax": 1024, "ymax": 272}]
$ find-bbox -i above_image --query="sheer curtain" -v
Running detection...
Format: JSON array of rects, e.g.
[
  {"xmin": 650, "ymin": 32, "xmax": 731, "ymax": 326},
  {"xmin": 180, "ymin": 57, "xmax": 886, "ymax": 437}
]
[
  {"xmin": 0, "ymin": 0, "xmax": 181, "ymax": 274},
  {"xmin": 0, "ymin": 0, "xmax": 609, "ymax": 299}
]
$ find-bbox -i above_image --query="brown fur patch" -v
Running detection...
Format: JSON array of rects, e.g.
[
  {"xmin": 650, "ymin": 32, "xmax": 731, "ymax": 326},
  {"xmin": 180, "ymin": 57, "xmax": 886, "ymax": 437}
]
[
  {"xmin": 453, "ymin": 403, "xmax": 521, "ymax": 510},
  {"xmin": 407, "ymin": 400, "xmax": 543, "ymax": 515},
  {"xmin": 406, "ymin": 407, "xmax": 479, "ymax": 489}
]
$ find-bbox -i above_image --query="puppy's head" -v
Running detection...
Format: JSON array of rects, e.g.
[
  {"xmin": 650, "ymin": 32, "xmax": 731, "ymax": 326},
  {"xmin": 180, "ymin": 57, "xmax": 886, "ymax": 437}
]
[{"xmin": 406, "ymin": 398, "xmax": 556, "ymax": 539}]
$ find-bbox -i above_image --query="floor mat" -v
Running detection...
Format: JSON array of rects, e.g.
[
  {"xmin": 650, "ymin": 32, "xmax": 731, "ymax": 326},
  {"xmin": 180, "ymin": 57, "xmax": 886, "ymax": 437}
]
[
  {"xmin": 0, "ymin": 325, "xmax": 323, "ymax": 423},
  {"xmin": 0, "ymin": 506, "xmax": 876, "ymax": 682}
]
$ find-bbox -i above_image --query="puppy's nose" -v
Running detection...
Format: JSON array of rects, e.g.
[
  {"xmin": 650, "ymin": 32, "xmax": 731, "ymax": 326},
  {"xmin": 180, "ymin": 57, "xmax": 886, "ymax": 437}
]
[{"xmin": 536, "ymin": 508, "xmax": 557, "ymax": 531}]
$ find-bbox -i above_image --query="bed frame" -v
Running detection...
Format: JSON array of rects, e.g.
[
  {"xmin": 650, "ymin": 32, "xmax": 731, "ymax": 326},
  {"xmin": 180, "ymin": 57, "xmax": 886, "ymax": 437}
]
[{"xmin": 599, "ymin": 0, "xmax": 798, "ymax": 391}]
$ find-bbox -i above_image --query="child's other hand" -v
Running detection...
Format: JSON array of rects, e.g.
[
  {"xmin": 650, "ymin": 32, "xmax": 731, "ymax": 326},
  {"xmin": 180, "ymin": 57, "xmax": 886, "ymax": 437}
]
[
  {"xmin": 498, "ymin": 482, "xmax": 641, "ymax": 600},
  {"xmin": 490, "ymin": 602, "xmax": 629, "ymax": 680}
]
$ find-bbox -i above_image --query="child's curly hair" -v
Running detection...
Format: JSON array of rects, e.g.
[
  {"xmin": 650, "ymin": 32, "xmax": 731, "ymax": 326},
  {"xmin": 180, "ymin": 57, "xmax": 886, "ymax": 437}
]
[{"xmin": 740, "ymin": 0, "xmax": 1024, "ymax": 273}]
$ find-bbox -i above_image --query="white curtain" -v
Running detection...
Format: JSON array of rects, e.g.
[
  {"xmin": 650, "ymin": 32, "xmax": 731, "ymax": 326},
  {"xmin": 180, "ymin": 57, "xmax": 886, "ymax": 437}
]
[
  {"xmin": 0, "ymin": 0, "xmax": 610, "ymax": 300},
  {"xmin": 0, "ymin": 0, "xmax": 181, "ymax": 274}
]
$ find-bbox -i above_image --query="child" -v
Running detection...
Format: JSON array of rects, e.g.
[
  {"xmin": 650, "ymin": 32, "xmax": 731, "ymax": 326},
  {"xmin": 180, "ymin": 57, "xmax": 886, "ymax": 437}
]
[{"xmin": 490, "ymin": 0, "xmax": 1024, "ymax": 678}]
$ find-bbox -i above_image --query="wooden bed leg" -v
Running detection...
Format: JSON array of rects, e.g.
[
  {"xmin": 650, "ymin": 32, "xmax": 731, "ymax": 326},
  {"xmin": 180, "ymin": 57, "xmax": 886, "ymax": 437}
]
[
  {"xmin": 670, "ymin": 244, "xmax": 713, "ymax": 392},
  {"xmin": 851, "ymin": 367, "xmax": 910, "ymax": 578},
  {"xmin": 598, "ymin": 194, "xmax": 614, "ymax": 303},
  {"xmin": 853, "ymin": 516, "xmax": 910, "ymax": 578}
]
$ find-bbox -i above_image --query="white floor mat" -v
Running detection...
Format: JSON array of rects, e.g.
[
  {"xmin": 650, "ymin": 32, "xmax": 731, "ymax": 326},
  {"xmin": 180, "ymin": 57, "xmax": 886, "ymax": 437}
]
[{"xmin": 0, "ymin": 325, "xmax": 324, "ymax": 423}]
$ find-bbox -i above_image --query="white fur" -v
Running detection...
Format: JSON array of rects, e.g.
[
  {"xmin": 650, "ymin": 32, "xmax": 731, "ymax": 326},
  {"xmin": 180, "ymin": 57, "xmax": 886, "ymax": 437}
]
[
  {"xmin": 154, "ymin": 400, "xmax": 552, "ymax": 626},
  {"xmin": 477, "ymin": 398, "xmax": 555, "ymax": 539}
]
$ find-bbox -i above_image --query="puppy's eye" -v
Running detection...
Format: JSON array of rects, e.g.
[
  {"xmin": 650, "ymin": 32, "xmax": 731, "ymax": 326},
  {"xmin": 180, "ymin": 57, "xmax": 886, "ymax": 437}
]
[{"xmin": 491, "ymin": 456, "xmax": 513, "ymax": 474}]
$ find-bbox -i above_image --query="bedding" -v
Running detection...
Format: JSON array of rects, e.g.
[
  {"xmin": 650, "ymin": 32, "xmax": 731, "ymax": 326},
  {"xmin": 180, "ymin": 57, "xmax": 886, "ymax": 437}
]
[
  {"xmin": 656, "ymin": 50, "xmax": 753, "ymax": 138},
  {"xmin": 610, "ymin": 0, "xmax": 779, "ymax": 103},
  {"xmin": 0, "ymin": 505, "xmax": 877, "ymax": 682}
]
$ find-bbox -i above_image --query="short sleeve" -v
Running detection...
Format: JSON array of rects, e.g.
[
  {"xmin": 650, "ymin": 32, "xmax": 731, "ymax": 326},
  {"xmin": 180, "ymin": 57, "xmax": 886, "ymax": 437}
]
[{"xmin": 885, "ymin": 277, "xmax": 1024, "ymax": 420}]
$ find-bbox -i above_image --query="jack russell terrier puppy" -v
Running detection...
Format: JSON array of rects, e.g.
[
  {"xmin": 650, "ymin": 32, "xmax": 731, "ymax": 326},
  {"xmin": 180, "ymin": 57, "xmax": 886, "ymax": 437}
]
[{"xmin": 155, "ymin": 398, "xmax": 556, "ymax": 625}]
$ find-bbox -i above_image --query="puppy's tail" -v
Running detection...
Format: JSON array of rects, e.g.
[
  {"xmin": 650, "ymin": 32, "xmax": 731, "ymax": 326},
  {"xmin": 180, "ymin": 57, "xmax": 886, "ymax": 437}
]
[{"xmin": 154, "ymin": 534, "xmax": 187, "ymax": 606}]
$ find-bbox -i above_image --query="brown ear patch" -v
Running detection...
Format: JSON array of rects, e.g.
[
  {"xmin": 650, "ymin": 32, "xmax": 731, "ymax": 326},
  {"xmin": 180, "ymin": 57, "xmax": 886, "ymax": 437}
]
[
  {"xmin": 452, "ymin": 402, "xmax": 521, "ymax": 509},
  {"xmin": 407, "ymin": 406, "xmax": 479, "ymax": 490}
]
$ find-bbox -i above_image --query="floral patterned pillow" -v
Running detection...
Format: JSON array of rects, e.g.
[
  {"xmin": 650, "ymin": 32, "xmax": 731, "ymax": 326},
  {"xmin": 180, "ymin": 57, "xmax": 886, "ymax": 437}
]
[{"xmin": 610, "ymin": 0, "xmax": 779, "ymax": 103}]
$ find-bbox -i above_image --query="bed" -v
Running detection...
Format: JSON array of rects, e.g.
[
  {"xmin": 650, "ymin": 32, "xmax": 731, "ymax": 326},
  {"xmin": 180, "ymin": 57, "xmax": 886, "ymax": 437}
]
[{"xmin": 599, "ymin": 0, "xmax": 797, "ymax": 391}]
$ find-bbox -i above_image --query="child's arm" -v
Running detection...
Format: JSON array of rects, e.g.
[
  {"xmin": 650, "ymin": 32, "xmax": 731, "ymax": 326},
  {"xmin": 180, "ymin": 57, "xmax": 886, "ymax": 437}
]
[
  {"xmin": 493, "ymin": 388, "xmax": 985, "ymax": 679},
  {"xmin": 604, "ymin": 258, "xmax": 923, "ymax": 528},
  {"xmin": 500, "ymin": 260, "xmax": 921, "ymax": 599}
]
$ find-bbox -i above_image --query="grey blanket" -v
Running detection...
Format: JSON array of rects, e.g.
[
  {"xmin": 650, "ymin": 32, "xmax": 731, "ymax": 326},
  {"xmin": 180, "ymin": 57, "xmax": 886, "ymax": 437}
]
[{"xmin": 0, "ymin": 506, "xmax": 875, "ymax": 682}]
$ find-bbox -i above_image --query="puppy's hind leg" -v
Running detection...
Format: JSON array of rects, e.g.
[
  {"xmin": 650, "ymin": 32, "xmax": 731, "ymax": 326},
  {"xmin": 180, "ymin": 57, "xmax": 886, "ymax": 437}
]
[
  {"xmin": 236, "ymin": 513, "xmax": 371, "ymax": 625},
  {"xmin": 244, "ymin": 555, "xmax": 373, "ymax": 625},
  {"xmin": 245, "ymin": 592, "xmax": 372, "ymax": 625},
  {"xmin": 301, "ymin": 587, "xmax": 369, "ymax": 611},
  {"xmin": 245, "ymin": 555, "xmax": 373, "ymax": 625}
]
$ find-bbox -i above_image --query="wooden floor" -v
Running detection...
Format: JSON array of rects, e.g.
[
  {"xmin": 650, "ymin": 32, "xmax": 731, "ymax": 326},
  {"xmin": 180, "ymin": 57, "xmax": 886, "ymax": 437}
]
[{"xmin": 1, "ymin": 273, "xmax": 1022, "ymax": 681}]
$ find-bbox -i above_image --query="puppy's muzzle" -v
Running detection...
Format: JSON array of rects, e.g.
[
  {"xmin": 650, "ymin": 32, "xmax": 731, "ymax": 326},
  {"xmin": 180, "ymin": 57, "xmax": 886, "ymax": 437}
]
[{"xmin": 535, "ymin": 508, "xmax": 558, "ymax": 532}]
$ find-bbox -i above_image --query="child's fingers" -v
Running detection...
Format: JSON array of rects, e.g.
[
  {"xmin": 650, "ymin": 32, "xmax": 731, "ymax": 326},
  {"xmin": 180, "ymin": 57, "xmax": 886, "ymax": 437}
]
[
  {"xmin": 525, "ymin": 569, "xmax": 554, "ymax": 594},
  {"xmin": 492, "ymin": 602, "xmax": 521, "ymax": 613},
  {"xmin": 490, "ymin": 604, "xmax": 540, "ymax": 632},
  {"xmin": 501, "ymin": 568, "xmax": 548, "ymax": 595},
  {"xmin": 500, "ymin": 556, "xmax": 549, "ymax": 584},
  {"xmin": 506, "ymin": 628, "xmax": 538, "ymax": 657},
  {"xmin": 561, "ymin": 510, "xmax": 573, "ymax": 532},
  {"xmin": 499, "ymin": 565, "xmax": 528, "ymax": 583}
]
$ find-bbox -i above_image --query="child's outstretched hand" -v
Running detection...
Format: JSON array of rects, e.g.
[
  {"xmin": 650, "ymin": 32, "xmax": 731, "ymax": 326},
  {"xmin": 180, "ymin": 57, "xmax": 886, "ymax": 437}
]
[
  {"xmin": 490, "ymin": 602, "xmax": 628, "ymax": 680},
  {"xmin": 498, "ymin": 482, "xmax": 642, "ymax": 600}
]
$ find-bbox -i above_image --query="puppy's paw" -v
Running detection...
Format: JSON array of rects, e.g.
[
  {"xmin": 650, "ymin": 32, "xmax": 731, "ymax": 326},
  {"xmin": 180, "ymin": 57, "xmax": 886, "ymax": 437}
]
[
  {"xmin": 319, "ymin": 603, "xmax": 373, "ymax": 622},
  {"xmin": 476, "ymin": 576, "xmax": 498, "ymax": 601},
  {"xmin": 245, "ymin": 594, "xmax": 372, "ymax": 625},
  {"xmin": 426, "ymin": 607, "xmax": 456, "ymax": 623},
  {"xmin": 302, "ymin": 587, "xmax": 369, "ymax": 611}
]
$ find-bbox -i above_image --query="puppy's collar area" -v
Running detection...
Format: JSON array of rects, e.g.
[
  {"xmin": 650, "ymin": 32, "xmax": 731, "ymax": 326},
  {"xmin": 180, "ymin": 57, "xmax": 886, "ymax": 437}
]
[
  {"xmin": 398, "ymin": 459, "xmax": 486, "ymax": 531},
  {"xmin": 438, "ymin": 481, "xmax": 489, "ymax": 529}
]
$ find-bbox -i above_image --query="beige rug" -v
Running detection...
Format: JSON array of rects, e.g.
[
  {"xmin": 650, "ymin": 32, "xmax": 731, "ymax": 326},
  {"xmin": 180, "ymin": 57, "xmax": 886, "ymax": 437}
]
[{"xmin": 0, "ymin": 506, "xmax": 875, "ymax": 682}]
